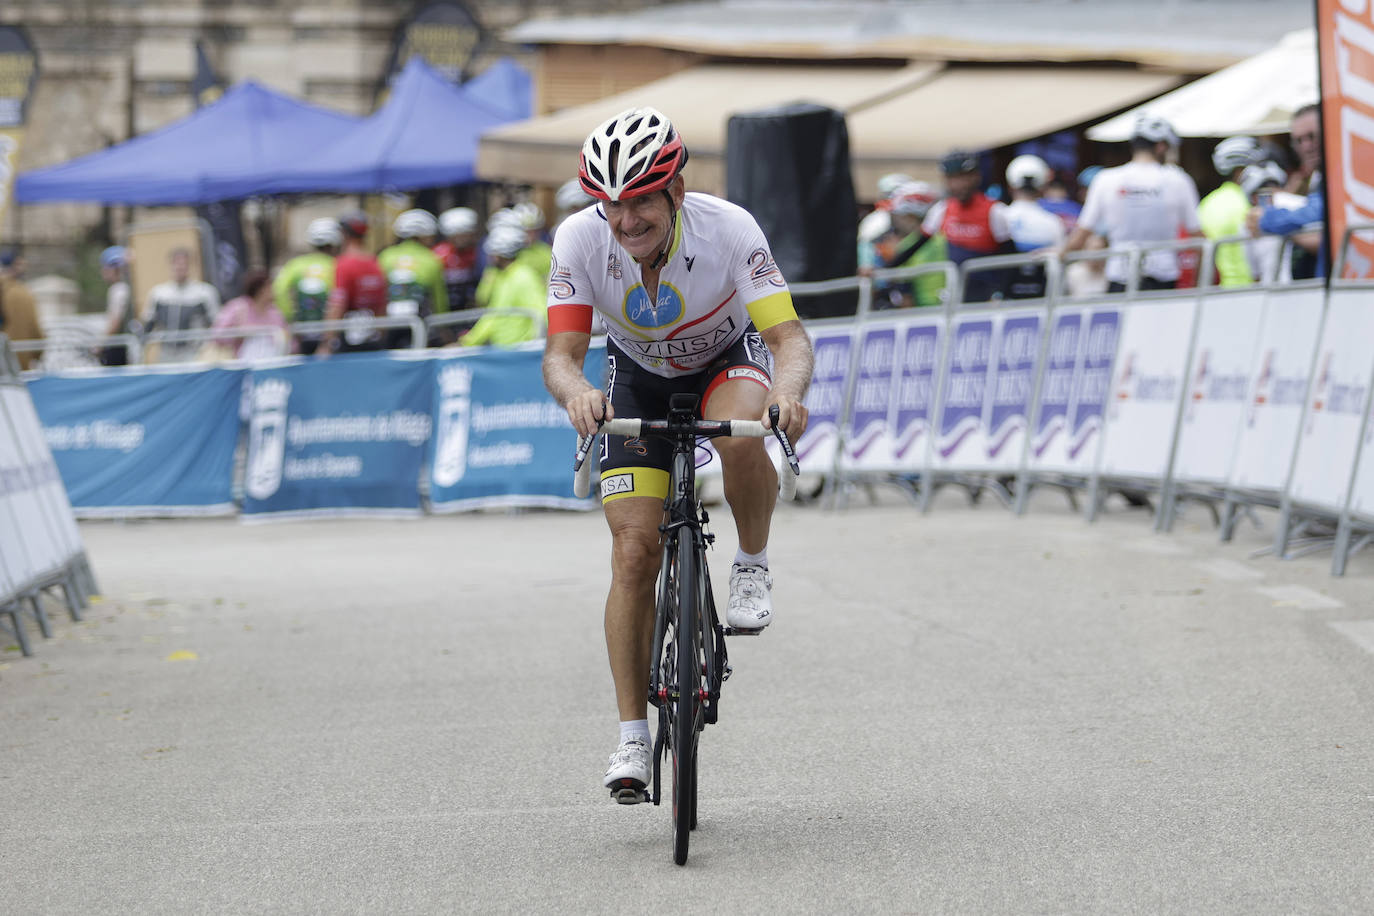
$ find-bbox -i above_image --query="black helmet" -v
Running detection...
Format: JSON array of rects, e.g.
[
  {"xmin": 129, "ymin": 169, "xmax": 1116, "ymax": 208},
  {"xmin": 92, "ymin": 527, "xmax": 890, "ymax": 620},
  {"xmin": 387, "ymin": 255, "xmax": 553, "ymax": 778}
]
[{"xmin": 940, "ymin": 150, "xmax": 980, "ymax": 176}]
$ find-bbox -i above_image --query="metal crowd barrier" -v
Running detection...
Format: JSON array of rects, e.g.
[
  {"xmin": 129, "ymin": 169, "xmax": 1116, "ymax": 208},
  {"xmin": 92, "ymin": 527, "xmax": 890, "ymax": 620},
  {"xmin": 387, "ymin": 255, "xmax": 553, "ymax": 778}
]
[{"xmin": 0, "ymin": 334, "xmax": 98, "ymax": 656}]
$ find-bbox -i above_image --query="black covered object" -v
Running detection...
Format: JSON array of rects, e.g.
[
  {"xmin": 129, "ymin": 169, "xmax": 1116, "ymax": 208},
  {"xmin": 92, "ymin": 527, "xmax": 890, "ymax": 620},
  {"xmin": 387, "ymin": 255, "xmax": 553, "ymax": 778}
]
[{"xmin": 726, "ymin": 103, "xmax": 858, "ymax": 319}]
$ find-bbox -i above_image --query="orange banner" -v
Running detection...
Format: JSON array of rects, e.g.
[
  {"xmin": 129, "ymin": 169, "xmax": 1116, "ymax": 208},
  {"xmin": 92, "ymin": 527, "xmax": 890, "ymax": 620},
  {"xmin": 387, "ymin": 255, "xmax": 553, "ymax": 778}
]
[{"xmin": 1318, "ymin": 0, "xmax": 1374, "ymax": 278}]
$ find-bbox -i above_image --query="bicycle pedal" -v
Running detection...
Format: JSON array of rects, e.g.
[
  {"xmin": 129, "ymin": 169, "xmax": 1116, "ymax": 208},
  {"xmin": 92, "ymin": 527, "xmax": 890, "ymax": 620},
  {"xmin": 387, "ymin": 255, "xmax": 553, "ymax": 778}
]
[
  {"xmin": 725, "ymin": 626, "xmax": 762, "ymax": 637},
  {"xmin": 610, "ymin": 783, "xmax": 648, "ymax": 805}
]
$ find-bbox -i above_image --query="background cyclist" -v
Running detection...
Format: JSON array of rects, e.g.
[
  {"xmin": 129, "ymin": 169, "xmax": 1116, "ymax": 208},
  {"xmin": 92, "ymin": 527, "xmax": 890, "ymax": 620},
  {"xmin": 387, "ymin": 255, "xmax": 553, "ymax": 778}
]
[{"xmin": 540, "ymin": 106, "xmax": 814, "ymax": 802}]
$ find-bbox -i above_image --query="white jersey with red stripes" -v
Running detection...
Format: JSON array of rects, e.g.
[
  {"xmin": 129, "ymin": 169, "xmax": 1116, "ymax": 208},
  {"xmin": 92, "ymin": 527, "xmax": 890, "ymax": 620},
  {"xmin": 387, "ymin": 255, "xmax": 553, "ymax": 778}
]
[{"xmin": 546, "ymin": 192, "xmax": 797, "ymax": 379}]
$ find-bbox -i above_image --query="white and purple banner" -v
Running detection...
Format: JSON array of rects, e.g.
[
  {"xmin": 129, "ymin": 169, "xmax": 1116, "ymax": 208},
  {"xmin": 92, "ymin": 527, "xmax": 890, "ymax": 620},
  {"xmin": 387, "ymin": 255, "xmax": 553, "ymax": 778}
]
[
  {"xmin": 1029, "ymin": 305, "xmax": 1121, "ymax": 475},
  {"xmin": 838, "ymin": 316, "xmax": 946, "ymax": 473},
  {"xmin": 1288, "ymin": 288, "xmax": 1374, "ymax": 512},
  {"xmin": 795, "ymin": 327, "xmax": 852, "ymax": 473},
  {"xmin": 1228, "ymin": 286, "xmax": 1325, "ymax": 493},
  {"xmin": 1171, "ymin": 290, "xmax": 1267, "ymax": 487}
]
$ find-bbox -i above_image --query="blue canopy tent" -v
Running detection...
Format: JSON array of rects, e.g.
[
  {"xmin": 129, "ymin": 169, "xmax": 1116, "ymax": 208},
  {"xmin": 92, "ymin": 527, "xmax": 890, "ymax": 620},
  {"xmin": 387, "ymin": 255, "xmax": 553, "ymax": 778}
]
[
  {"xmin": 256, "ymin": 57, "xmax": 516, "ymax": 194},
  {"xmin": 460, "ymin": 57, "xmax": 531, "ymax": 121},
  {"xmin": 15, "ymin": 83, "xmax": 361, "ymax": 205}
]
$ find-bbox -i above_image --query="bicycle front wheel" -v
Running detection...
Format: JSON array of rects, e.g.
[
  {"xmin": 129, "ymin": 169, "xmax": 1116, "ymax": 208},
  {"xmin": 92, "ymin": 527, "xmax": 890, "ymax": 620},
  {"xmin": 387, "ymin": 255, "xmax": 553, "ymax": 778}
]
[{"xmin": 671, "ymin": 531, "xmax": 699, "ymax": 866}]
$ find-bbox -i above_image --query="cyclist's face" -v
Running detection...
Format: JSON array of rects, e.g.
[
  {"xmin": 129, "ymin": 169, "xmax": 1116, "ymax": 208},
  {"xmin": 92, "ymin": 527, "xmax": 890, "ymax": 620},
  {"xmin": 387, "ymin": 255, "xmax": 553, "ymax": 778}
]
[
  {"xmin": 946, "ymin": 171, "xmax": 979, "ymax": 202},
  {"xmin": 605, "ymin": 176, "xmax": 684, "ymax": 261}
]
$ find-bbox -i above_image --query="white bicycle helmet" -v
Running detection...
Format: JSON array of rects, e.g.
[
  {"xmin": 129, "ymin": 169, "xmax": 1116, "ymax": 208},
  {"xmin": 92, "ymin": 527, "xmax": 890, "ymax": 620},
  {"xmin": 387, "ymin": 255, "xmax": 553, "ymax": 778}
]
[
  {"xmin": 578, "ymin": 106, "xmax": 688, "ymax": 202},
  {"xmin": 1239, "ymin": 160, "xmax": 1287, "ymax": 197},
  {"xmin": 439, "ymin": 207, "xmax": 479, "ymax": 237},
  {"xmin": 1006, "ymin": 154, "xmax": 1052, "ymax": 191},
  {"xmin": 483, "ymin": 225, "xmax": 528, "ymax": 260},
  {"xmin": 556, "ymin": 178, "xmax": 595, "ymax": 213},
  {"xmin": 1212, "ymin": 136, "xmax": 1264, "ymax": 175},
  {"xmin": 876, "ymin": 172, "xmax": 914, "ymax": 198},
  {"xmin": 1131, "ymin": 113, "xmax": 1180, "ymax": 148},
  {"xmin": 307, "ymin": 218, "xmax": 343, "ymax": 248},
  {"xmin": 393, "ymin": 209, "xmax": 438, "ymax": 239},
  {"xmin": 513, "ymin": 201, "xmax": 544, "ymax": 230},
  {"xmin": 889, "ymin": 181, "xmax": 938, "ymax": 218},
  {"xmin": 487, "ymin": 207, "xmax": 522, "ymax": 232}
]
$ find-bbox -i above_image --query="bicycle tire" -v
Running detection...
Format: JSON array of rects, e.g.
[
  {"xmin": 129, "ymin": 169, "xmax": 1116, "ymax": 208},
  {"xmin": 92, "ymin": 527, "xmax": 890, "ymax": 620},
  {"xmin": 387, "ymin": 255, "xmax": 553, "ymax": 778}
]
[{"xmin": 672, "ymin": 531, "xmax": 697, "ymax": 866}]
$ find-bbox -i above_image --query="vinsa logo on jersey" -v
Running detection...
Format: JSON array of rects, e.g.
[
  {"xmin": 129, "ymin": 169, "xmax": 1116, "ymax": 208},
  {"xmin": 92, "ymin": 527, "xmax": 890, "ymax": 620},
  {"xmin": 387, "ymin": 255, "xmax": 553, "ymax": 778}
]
[{"xmin": 623, "ymin": 282, "xmax": 684, "ymax": 329}]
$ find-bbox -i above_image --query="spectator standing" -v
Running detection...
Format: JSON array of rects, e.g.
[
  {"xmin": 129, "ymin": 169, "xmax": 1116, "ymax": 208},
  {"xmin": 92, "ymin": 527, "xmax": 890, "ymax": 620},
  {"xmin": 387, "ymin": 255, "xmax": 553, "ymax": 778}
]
[
  {"xmin": 458, "ymin": 226, "xmax": 545, "ymax": 348},
  {"xmin": 98, "ymin": 245, "xmax": 133, "ymax": 365},
  {"xmin": 142, "ymin": 247, "xmax": 220, "ymax": 361},
  {"xmin": 1198, "ymin": 136, "xmax": 1266, "ymax": 287},
  {"xmin": 211, "ymin": 269, "xmax": 290, "ymax": 360},
  {"xmin": 433, "ymin": 207, "xmax": 484, "ymax": 313},
  {"xmin": 322, "ymin": 210, "xmax": 388, "ymax": 355},
  {"xmin": 1248, "ymin": 103, "xmax": 1325, "ymax": 279},
  {"xmin": 379, "ymin": 208, "xmax": 447, "ymax": 347},
  {"xmin": 883, "ymin": 181, "xmax": 947, "ymax": 308},
  {"xmin": 922, "ymin": 150, "xmax": 1014, "ymax": 302},
  {"xmin": 1066, "ymin": 114, "xmax": 1201, "ymax": 292},
  {"xmin": 1003, "ymin": 154, "xmax": 1065, "ymax": 299},
  {"xmin": 1038, "ymin": 172, "xmax": 1082, "ymax": 232},
  {"xmin": 273, "ymin": 218, "xmax": 340, "ymax": 356},
  {"xmin": 0, "ymin": 249, "xmax": 42, "ymax": 370}
]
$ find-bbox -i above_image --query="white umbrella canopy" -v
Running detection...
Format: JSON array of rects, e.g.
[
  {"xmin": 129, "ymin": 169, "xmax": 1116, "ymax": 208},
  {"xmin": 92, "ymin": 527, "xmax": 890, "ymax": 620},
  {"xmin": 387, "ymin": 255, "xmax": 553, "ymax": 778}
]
[{"xmin": 1086, "ymin": 28, "xmax": 1316, "ymax": 141}]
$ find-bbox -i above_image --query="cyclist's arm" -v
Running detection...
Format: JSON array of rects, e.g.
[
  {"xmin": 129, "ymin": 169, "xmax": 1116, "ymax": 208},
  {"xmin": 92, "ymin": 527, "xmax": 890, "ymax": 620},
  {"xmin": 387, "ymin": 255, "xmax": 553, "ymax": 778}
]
[
  {"xmin": 543, "ymin": 327, "xmax": 606, "ymax": 436},
  {"xmin": 759, "ymin": 318, "xmax": 813, "ymax": 440}
]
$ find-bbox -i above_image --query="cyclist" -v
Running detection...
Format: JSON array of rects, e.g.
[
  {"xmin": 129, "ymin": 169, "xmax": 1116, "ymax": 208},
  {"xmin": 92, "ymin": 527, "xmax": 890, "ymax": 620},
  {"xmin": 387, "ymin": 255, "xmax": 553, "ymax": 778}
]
[
  {"xmin": 541, "ymin": 106, "xmax": 814, "ymax": 800},
  {"xmin": 273, "ymin": 218, "xmax": 340, "ymax": 355},
  {"xmin": 922, "ymin": 150, "xmax": 1014, "ymax": 302},
  {"xmin": 378, "ymin": 209, "xmax": 447, "ymax": 346},
  {"xmin": 1066, "ymin": 114, "xmax": 1201, "ymax": 292},
  {"xmin": 1003, "ymin": 154, "xmax": 1065, "ymax": 299},
  {"xmin": 512, "ymin": 201, "xmax": 553, "ymax": 283},
  {"xmin": 458, "ymin": 225, "xmax": 545, "ymax": 348},
  {"xmin": 1199, "ymin": 136, "xmax": 1265, "ymax": 286},
  {"xmin": 882, "ymin": 181, "xmax": 947, "ymax": 308},
  {"xmin": 321, "ymin": 210, "xmax": 388, "ymax": 355},
  {"xmin": 433, "ymin": 207, "xmax": 484, "ymax": 313}
]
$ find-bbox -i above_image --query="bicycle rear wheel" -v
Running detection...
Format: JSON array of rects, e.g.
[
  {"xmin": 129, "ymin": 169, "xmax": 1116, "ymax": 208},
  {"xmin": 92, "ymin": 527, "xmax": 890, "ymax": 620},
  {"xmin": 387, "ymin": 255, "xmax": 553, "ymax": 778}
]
[{"xmin": 671, "ymin": 532, "xmax": 698, "ymax": 866}]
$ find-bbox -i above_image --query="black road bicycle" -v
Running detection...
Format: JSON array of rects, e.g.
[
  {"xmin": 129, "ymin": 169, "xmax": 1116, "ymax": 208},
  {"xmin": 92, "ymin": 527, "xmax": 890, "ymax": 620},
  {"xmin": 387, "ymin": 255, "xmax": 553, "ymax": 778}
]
[{"xmin": 574, "ymin": 394, "xmax": 800, "ymax": 866}]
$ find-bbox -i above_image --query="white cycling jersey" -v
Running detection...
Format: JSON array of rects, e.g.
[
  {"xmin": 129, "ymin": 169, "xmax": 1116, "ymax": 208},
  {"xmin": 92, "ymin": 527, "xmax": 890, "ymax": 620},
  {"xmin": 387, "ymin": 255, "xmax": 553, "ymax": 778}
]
[
  {"xmin": 546, "ymin": 192, "xmax": 797, "ymax": 378},
  {"xmin": 1078, "ymin": 160, "xmax": 1201, "ymax": 284}
]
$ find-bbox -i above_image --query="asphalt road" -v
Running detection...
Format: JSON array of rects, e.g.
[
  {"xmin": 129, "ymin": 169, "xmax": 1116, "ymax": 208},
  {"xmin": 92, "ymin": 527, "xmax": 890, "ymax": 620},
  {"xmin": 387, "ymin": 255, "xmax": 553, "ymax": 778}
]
[{"xmin": 3, "ymin": 489, "xmax": 1374, "ymax": 914}]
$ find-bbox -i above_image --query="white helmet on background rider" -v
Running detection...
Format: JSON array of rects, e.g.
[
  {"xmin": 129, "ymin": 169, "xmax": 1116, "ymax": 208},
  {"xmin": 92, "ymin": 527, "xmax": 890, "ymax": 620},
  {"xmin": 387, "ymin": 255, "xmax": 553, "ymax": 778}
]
[
  {"xmin": 438, "ymin": 207, "xmax": 479, "ymax": 238},
  {"xmin": 1006, "ymin": 154, "xmax": 1052, "ymax": 191},
  {"xmin": 1211, "ymin": 136, "xmax": 1264, "ymax": 175},
  {"xmin": 512, "ymin": 201, "xmax": 544, "ymax": 231},
  {"xmin": 1239, "ymin": 160, "xmax": 1288, "ymax": 198},
  {"xmin": 393, "ymin": 209, "xmax": 438, "ymax": 240},
  {"xmin": 555, "ymin": 178, "xmax": 595, "ymax": 213},
  {"xmin": 487, "ymin": 207, "xmax": 522, "ymax": 232},
  {"xmin": 888, "ymin": 180, "xmax": 938, "ymax": 218},
  {"xmin": 483, "ymin": 225, "xmax": 528, "ymax": 260},
  {"xmin": 577, "ymin": 106, "xmax": 688, "ymax": 202},
  {"xmin": 1131, "ymin": 113, "xmax": 1181, "ymax": 148},
  {"xmin": 307, "ymin": 218, "xmax": 343, "ymax": 248},
  {"xmin": 876, "ymin": 172, "xmax": 914, "ymax": 198}
]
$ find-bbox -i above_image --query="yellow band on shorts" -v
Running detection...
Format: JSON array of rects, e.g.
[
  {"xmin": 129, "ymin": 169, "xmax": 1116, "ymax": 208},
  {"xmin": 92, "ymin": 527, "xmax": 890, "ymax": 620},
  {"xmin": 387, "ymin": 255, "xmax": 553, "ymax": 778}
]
[
  {"xmin": 745, "ymin": 290, "xmax": 799, "ymax": 332},
  {"xmin": 600, "ymin": 466, "xmax": 669, "ymax": 503}
]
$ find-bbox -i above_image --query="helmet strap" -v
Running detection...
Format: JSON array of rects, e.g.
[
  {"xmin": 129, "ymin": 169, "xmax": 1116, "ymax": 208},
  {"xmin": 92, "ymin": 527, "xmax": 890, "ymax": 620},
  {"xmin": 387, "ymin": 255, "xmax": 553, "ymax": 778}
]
[{"xmin": 646, "ymin": 190, "xmax": 677, "ymax": 271}]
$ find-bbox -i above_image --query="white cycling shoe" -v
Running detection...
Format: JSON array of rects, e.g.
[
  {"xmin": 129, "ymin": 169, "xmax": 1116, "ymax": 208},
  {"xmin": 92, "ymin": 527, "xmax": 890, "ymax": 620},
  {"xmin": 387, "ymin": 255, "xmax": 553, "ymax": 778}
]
[
  {"xmin": 726, "ymin": 564, "xmax": 773, "ymax": 631},
  {"xmin": 603, "ymin": 737, "xmax": 652, "ymax": 803}
]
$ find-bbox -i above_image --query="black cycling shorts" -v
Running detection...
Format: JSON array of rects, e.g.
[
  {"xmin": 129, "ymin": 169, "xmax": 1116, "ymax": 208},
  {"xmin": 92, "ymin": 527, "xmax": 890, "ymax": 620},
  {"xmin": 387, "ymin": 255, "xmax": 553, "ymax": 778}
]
[{"xmin": 599, "ymin": 328, "xmax": 773, "ymax": 503}]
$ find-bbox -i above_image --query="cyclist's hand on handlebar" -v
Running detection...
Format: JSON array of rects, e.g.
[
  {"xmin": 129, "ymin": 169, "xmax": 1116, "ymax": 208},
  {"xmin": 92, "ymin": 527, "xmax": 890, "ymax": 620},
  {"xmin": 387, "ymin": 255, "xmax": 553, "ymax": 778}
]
[
  {"xmin": 566, "ymin": 387, "xmax": 612, "ymax": 437},
  {"xmin": 762, "ymin": 393, "xmax": 808, "ymax": 441}
]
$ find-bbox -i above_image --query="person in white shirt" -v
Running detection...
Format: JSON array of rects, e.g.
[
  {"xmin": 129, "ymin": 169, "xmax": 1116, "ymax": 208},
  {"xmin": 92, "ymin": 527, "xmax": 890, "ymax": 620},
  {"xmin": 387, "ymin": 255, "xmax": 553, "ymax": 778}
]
[
  {"xmin": 1065, "ymin": 114, "xmax": 1202, "ymax": 292},
  {"xmin": 142, "ymin": 247, "xmax": 220, "ymax": 361},
  {"xmin": 1002, "ymin": 154, "xmax": 1065, "ymax": 299}
]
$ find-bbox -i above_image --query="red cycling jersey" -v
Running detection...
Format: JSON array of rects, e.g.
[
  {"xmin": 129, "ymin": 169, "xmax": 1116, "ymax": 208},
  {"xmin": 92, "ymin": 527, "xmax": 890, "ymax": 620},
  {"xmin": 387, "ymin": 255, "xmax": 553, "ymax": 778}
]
[{"xmin": 330, "ymin": 252, "xmax": 388, "ymax": 316}]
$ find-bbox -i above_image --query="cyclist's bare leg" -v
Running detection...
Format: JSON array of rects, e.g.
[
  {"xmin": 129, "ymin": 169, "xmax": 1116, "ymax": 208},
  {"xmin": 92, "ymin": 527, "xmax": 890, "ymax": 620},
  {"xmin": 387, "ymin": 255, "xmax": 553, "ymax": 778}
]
[
  {"xmin": 704, "ymin": 378, "xmax": 776, "ymax": 553},
  {"xmin": 603, "ymin": 495, "xmax": 665, "ymax": 722}
]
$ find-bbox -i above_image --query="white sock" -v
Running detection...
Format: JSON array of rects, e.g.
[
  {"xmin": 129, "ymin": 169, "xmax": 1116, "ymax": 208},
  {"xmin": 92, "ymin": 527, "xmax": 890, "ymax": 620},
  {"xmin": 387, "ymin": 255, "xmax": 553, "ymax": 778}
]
[
  {"xmin": 620, "ymin": 720, "xmax": 650, "ymax": 746},
  {"xmin": 734, "ymin": 547, "xmax": 768, "ymax": 569}
]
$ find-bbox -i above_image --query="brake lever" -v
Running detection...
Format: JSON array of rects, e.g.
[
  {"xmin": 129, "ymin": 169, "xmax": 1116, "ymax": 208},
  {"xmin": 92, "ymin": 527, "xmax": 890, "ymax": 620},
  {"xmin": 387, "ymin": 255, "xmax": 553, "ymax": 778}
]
[{"xmin": 768, "ymin": 404, "xmax": 801, "ymax": 475}]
